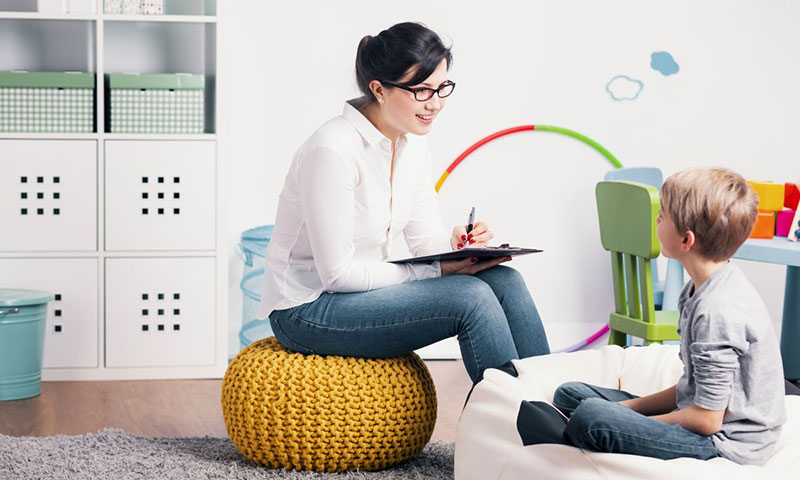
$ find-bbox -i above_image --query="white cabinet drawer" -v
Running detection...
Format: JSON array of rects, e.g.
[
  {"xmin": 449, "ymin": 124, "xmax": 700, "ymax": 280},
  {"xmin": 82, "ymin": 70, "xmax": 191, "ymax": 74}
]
[
  {"xmin": 105, "ymin": 140, "xmax": 215, "ymax": 251},
  {"xmin": 105, "ymin": 257, "xmax": 216, "ymax": 368},
  {"xmin": 0, "ymin": 258, "xmax": 99, "ymax": 368},
  {"xmin": 0, "ymin": 140, "xmax": 97, "ymax": 252}
]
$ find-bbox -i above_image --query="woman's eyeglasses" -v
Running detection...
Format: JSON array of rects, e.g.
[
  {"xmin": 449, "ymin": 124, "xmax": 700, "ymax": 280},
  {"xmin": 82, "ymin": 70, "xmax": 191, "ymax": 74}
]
[{"xmin": 381, "ymin": 80, "xmax": 456, "ymax": 102}]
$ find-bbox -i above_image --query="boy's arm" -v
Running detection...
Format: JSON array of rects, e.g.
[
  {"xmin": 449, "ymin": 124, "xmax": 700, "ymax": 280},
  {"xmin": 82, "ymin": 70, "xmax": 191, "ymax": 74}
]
[
  {"xmin": 619, "ymin": 383, "xmax": 725, "ymax": 435},
  {"xmin": 658, "ymin": 311, "xmax": 744, "ymax": 436},
  {"xmin": 619, "ymin": 384, "xmax": 677, "ymax": 416},
  {"xmin": 650, "ymin": 405, "xmax": 725, "ymax": 436}
]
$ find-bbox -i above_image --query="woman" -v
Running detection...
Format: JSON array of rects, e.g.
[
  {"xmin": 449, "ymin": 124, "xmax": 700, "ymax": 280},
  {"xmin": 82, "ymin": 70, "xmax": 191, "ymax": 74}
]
[{"xmin": 259, "ymin": 22, "xmax": 549, "ymax": 382}]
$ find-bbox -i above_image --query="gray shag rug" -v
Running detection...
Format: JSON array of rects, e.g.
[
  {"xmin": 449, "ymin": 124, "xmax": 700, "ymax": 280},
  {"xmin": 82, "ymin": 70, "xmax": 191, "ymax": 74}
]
[{"xmin": 0, "ymin": 429, "xmax": 454, "ymax": 479}]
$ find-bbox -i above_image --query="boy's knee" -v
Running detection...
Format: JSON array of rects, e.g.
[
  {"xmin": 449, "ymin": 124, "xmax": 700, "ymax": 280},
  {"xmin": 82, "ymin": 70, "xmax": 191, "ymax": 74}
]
[
  {"xmin": 553, "ymin": 381, "xmax": 591, "ymax": 403},
  {"xmin": 566, "ymin": 398, "xmax": 606, "ymax": 431},
  {"xmin": 555, "ymin": 381, "xmax": 587, "ymax": 396},
  {"xmin": 574, "ymin": 397, "xmax": 608, "ymax": 415},
  {"xmin": 553, "ymin": 381, "xmax": 583, "ymax": 404},
  {"xmin": 553, "ymin": 382, "xmax": 594, "ymax": 418},
  {"xmin": 564, "ymin": 398, "xmax": 612, "ymax": 448}
]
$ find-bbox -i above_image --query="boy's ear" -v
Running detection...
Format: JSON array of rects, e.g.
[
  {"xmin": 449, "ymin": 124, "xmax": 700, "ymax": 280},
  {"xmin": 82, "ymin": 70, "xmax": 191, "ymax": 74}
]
[{"xmin": 681, "ymin": 230, "xmax": 696, "ymax": 252}]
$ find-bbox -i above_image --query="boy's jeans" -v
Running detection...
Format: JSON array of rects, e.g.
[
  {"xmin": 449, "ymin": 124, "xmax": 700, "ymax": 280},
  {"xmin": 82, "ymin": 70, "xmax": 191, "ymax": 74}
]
[
  {"xmin": 553, "ymin": 382, "xmax": 720, "ymax": 460},
  {"xmin": 269, "ymin": 265, "xmax": 550, "ymax": 383}
]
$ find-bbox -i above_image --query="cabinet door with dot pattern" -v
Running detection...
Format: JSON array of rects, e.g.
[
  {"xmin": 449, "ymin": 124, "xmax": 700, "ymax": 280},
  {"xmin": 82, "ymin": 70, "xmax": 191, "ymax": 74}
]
[
  {"xmin": 0, "ymin": 140, "xmax": 97, "ymax": 252},
  {"xmin": 0, "ymin": 258, "xmax": 99, "ymax": 368},
  {"xmin": 105, "ymin": 257, "xmax": 215, "ymax": 368},
  {"xmin": 104, "ymin": 140, "xmax": 215, "ymax": 251}
]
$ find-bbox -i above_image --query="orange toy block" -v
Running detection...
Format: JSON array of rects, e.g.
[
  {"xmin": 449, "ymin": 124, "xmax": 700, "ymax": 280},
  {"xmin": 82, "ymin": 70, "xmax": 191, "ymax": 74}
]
[
  {"xmin": 786, "ymin": 182, "xmax": 800, "ymax": 210},
  {"xmin": 749, "ymin": 212, "xmax": 775, "ymax": 239},
  {"xmin": 747, "ymin": 181, "xmax": 785, "ymax": 212}
]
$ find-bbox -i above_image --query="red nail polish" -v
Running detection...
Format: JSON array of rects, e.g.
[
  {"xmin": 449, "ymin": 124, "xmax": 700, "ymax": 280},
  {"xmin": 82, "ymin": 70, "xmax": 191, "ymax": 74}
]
[
  {"xmin": 457, "ymin": 243, "xmax": 464, "ymax": 249},
  {"xmin": 468, "ymin": 234, "xmax": 473, "ymax": 239},
  {"xmin": 461, "ymin": 235, "xmax": 466, "ymax": 241}
]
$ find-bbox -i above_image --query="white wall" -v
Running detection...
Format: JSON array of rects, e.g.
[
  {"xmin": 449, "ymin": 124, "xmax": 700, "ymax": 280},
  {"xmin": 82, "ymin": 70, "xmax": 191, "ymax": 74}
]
[{"xmin": 220, "ymin": 0, "xmax": 800, "ymax": 356}]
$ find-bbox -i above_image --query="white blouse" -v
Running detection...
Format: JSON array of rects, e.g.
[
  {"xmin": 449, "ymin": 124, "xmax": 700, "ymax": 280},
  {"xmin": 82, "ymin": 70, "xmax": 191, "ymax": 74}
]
[{"xmin": 258, "ymin": 100, "xmax": 452, "ymax": 318}]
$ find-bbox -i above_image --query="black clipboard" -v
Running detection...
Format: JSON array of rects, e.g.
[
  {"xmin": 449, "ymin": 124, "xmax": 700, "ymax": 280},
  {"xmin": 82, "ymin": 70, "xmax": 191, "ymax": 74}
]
[{"xmin": 390, "ymin": 244, "xmax": 542, "ymax": 264}]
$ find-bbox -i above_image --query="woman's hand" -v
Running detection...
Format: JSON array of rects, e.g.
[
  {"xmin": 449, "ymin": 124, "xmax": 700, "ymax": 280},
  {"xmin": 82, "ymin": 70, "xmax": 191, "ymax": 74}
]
[
  {"xmin": 440, "ymin": 256, "xmax": 511, "ymax": 276},
  {"xmin": 450, "ymin": 221, "xmax": 494, "ymax": 250}
]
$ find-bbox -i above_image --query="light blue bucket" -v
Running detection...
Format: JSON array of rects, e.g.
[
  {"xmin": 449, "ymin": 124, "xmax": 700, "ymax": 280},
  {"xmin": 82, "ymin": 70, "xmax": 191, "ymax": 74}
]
[
  {"xmin": 236, "ymin": 226, "xmax": 273, "ymax": 350},
  {"xmin": 0, "ymin": 288, "xmax": 53, "ymax": 401}
]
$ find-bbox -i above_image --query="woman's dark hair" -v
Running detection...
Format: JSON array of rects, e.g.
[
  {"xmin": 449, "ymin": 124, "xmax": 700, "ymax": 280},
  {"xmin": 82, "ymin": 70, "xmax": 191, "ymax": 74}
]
[{"xmin": 355, "ymin": 22, "xmax": 452, "ymax": 103}]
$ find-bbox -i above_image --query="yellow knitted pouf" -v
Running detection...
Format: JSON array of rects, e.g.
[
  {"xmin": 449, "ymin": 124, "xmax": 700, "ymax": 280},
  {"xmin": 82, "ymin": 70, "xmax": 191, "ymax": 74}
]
[{"xmin": 221, "ymin": 337, "xmax": 438, "ymax": 472}]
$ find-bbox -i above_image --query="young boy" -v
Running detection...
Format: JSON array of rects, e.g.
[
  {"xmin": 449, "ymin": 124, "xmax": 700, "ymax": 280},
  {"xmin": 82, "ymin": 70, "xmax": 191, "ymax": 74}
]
[{"xmin": 553, "ymin": 167, "xmax": 786, "ymax": 465}]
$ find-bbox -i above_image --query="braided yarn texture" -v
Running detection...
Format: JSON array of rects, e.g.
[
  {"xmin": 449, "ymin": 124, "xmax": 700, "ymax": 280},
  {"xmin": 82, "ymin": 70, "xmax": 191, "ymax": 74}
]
[{"xmin": 221, "ymin": 337, "xmax": 438, "ymax": 472}]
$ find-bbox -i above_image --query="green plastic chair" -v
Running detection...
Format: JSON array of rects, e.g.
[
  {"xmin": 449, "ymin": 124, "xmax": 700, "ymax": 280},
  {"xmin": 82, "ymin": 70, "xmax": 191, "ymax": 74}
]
[
  {"xmin": 603, "ymin": 167, "xmax": 685, "ymax": 311},
  {"xmin": 595, "ymin": 181, "xmax": 680, "ymax": 346}
]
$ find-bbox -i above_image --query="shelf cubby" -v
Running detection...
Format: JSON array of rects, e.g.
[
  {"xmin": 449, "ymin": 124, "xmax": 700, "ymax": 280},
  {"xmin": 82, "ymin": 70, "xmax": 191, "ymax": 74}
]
[
  {"xmin": 103, "ymin": 20, "xmax": 215, "ymax": 133},
  {"xmin": 0, "ymin": 18, "xmax": 96, "ymax": 72}
]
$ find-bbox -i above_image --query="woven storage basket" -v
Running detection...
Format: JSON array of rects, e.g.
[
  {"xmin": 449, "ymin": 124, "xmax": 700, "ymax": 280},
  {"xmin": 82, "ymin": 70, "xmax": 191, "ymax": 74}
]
[{"xmin": 221, "ymin": 337, "xmax": 438, "ymax": 472}]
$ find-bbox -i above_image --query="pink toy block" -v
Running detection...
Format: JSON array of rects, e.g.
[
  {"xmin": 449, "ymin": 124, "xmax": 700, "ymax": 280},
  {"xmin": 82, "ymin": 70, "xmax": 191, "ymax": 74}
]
[
  {"xmin": 786, "ymin": 182, "xmax": 800, "ymax": 210},
  {"xmin": 777, "ymin": 209, "xmax": 796, "ymax": 237}
]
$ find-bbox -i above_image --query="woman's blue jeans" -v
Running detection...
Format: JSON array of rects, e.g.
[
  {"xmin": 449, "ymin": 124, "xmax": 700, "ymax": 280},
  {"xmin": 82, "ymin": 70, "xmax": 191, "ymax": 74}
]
[
  {"xmin": 553, "ymin": 382, "xmax": 720, "ymax": 460},
  {"xmin": 269, "ymin": 265, "xmax": 550, "ymax": 383}
]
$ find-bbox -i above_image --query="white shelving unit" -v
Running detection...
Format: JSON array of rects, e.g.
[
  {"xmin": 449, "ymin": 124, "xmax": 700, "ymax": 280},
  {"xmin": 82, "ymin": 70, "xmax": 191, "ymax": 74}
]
[{"xmin": 0, "ymin": 0, "xmax": 227, "ymax": 380}]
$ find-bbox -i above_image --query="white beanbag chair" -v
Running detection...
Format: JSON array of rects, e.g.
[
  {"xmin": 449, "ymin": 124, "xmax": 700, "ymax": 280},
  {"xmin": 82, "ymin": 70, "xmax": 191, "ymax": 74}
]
[{"xmin": 455, "ymin": 344, "xmax": 800, "ymax": 479}]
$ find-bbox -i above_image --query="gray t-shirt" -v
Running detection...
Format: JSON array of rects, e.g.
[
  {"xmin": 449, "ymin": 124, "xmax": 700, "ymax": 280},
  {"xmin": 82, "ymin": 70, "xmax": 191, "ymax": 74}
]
[{"xmin": 676, "ymin": 262, "xmax": 786, "ymax": 465}]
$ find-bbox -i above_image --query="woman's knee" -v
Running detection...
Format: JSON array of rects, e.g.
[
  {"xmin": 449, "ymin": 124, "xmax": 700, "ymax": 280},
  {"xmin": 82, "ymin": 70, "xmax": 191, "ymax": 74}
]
[
  {"xmin": 497, "ymin": 264, "xmax": 524, "ymax": 281},
  {"xmin": 478, "ymin": 265, "xmax": 524, "ymax": 287},
  {"xmin": 456, "ymin": 276, "xmax": 502, "ymax": 309},
  {"xmin": 438, "ymin": 276, "xmax": 508, "ymax": 335},
  {"xmin": 269, "ymin": 313, "xmax": 316, "ymax": 355}
]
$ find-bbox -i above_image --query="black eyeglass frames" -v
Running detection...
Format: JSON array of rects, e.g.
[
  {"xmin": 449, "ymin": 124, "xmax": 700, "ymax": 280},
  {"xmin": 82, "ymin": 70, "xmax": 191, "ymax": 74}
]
[{"xmin": 380, "ymin": 80, "xmax": 456, "ymax": 102}]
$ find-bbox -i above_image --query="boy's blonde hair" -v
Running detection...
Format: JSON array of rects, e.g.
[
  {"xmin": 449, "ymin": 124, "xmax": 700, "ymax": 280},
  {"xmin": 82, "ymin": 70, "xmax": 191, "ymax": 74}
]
[{"xmin": 660, "ymin": 167, "xmax": 758, "ymax": 261}]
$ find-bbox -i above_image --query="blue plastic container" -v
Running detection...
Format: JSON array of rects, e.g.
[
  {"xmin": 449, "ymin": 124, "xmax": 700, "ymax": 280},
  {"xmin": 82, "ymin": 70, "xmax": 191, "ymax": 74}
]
[
  {"xmin": 237, "ymin": 225, "xmax": 273, "ymax": 351},
  {"xmin": 0, "ymin": 288, "xmax": 53, "ymax": 401}
]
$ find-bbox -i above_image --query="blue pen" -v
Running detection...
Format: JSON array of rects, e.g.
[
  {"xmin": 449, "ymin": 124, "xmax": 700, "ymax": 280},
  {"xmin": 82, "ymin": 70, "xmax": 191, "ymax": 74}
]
[{"xmin": 466, "ymin": 207, "xmax": 475, "ymax": 245}]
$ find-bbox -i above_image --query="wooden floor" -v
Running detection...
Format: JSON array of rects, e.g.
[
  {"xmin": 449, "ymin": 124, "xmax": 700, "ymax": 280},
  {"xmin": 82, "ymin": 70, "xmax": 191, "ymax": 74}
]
[{"xmin": 0, "ymin": 360, "xmax": 473, "ymax": 443}]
